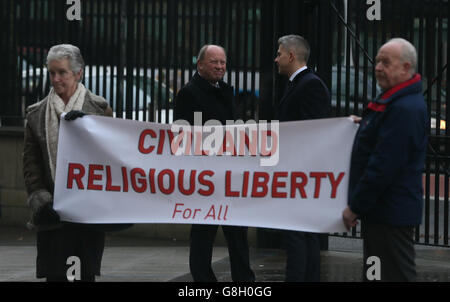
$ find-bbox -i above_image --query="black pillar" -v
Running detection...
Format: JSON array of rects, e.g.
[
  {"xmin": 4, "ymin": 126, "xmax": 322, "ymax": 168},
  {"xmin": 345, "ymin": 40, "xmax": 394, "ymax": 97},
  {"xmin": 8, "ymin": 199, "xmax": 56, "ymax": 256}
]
[{"xmin": 258, "ymin": 0, "xmax": 276, "ymax": 122}]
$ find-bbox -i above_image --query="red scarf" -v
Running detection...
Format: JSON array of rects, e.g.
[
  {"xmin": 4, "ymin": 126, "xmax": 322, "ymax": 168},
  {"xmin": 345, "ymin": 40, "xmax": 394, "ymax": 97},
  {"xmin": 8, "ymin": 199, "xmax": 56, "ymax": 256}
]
[{"xmin": 367, "ymin": 74, "xmax": 421, "ymax": 112}]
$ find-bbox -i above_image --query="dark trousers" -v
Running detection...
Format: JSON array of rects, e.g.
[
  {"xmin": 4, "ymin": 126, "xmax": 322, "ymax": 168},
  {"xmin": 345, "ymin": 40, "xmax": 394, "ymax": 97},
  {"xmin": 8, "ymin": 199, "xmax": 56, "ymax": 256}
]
[
  {"xmin": 189, "ymin": 224, "xmax": 255, "ymax": 282},
  {"xmin": 362, "ymin": 223, "xmax": 416, "ymax": 282},
  {"xmin": 283, "ymin": 230, "xmax": 321, "ymax": 282},
  {"xmin": 36, "ymin": 224, "xmax": 105, "ymax": 280}
]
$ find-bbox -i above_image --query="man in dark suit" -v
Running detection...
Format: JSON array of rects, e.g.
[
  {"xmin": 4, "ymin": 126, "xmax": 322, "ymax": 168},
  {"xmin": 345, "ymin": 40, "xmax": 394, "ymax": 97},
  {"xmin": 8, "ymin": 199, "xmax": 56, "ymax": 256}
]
[
  {"xmin": 274, "ymin": 35, "xmax": 331, "ymax": 281},
  {"xmin": 174, "ymin": 44, "xmax": 255, "ymax": 282}
]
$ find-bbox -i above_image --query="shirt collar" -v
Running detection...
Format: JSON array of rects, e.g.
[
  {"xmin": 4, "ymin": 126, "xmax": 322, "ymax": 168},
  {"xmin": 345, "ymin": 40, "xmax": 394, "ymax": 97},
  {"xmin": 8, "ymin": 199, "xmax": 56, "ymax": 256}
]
[{"xmin": 289, "ymin": 66, "xmax": 308, "ymax": 82}]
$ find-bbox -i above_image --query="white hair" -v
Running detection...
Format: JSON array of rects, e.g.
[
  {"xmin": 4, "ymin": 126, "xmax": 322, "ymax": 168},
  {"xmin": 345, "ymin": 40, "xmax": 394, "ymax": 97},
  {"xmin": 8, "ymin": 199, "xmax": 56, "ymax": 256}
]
[
  {"xmin": 386, "ymin": 38, "xmax": 417, "ymax": 75},
  {"xmin": 46, "ymin": 44, "xmax": 85, "ymax": 82}
]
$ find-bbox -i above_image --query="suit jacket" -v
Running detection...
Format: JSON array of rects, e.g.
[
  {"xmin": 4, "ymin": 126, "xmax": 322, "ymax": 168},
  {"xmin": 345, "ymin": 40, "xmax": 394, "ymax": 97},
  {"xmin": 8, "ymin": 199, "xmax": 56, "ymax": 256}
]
[
  {"xmin": 276, "ymin": 68, "xmax": 331, "ymax": 121},
  {"xmin": 174, "ymin": 72, "xmax": 235, "ymax": 125}
]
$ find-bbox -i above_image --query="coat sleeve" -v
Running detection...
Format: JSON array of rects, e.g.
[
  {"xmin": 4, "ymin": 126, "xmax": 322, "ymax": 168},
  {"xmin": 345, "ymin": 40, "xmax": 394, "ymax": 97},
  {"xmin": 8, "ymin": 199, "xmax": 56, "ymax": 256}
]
[
  {"xmin": 23, "ymin": 122, "xmax": 48, "ymax": 195},
  {"xmin": 348, "ymin": 104, "xmax": 417, "ymax": 215}
]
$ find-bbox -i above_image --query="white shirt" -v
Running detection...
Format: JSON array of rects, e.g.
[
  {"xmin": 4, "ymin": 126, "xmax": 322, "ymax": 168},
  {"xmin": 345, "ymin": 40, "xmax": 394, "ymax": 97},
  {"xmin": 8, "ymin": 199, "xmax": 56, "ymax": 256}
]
[{"xmin": 289, "ymin": 66, "xmax": 308, "ymax": 82}]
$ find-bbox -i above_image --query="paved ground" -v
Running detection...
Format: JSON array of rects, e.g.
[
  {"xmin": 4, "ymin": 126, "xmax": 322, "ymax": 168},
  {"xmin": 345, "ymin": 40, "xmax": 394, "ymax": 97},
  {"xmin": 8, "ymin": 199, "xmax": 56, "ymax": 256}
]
[{"xmin": 1, "ymin": 225, "xmax": 449, "ymax": 282}]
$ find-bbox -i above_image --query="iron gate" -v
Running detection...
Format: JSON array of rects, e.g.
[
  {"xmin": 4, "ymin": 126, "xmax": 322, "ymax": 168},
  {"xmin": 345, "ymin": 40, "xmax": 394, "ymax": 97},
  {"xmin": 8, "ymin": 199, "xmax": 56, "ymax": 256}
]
[{"xmin": 1, "ymin": 0, "xmax": 449, "ymax": 247}]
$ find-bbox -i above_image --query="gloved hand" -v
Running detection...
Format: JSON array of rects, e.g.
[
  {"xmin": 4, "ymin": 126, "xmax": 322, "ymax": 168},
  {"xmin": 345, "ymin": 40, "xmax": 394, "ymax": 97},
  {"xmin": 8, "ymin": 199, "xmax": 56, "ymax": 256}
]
[
  {"xmin": 27, "ymin": 189, "xmax": 60, "ymax": 226},
  {"xmin": 33, "ymin": 202, "xmax": 60, "ymax": 226},
  {"xmin": 64, "ymin": 110, "xmax": 86, "ymax": 121}
]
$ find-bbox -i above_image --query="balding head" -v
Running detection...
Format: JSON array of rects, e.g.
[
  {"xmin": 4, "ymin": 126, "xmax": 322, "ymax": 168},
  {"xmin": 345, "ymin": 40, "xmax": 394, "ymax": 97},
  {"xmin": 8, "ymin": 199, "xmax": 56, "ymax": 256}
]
[
  {"xmin": 197, "ymin": 45, "xmax": 227, "ymax": 62},
  {"xmin": 375, "ymin": 38, "xmax": 417, "ymax": 90},
  {"xmin": 385, "ymin": 38, "xmax": 417, "ymax": 74},
  {"xmin": 197, "ymin": 45, "xmax": 227, "ymax": 84}
]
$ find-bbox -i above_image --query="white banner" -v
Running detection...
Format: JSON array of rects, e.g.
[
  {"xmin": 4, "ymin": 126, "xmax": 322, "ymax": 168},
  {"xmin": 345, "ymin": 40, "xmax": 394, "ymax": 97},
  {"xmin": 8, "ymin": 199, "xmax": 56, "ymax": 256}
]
[{"xmin": 54, "ymin": 116, "xmax": 358, "ymax": 233}]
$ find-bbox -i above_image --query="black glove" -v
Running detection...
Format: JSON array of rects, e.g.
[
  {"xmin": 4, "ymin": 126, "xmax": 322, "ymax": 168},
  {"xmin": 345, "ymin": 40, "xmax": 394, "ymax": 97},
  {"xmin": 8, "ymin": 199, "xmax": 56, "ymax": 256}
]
[
  {"xmin": 65, "ymin": 110, "xmax": 86, "ymax": 121},
  {"xmin": 27, "ymin": 190, "xmax": 60, "ymax": 226},
  {"xmin": 33, "ymin": 203, "xmax": 60, "ymax": 226}
]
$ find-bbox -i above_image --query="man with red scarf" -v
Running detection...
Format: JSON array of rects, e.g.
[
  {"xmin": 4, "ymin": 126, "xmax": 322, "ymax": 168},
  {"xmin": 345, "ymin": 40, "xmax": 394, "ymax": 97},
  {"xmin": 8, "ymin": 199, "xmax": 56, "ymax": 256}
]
[{"xmin": 342, "ymin": 38, "xmax": 428, "ymax": 282}]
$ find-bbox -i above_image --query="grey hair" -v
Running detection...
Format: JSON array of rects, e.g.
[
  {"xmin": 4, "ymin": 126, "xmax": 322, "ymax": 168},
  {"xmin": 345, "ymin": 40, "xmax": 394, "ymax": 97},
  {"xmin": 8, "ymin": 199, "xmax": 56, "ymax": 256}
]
[
  {"xmin": 278, "ymin": 35, "xmax": 310, "ymax": 63},
  {"xmin": 46, "ymin": 44, "xmax": 85, "ymax": 82},
  {"xmin": 197, "ymin": 44, "xmax": 227, "ymax": 62},
  {"xmin": 386, "ymin": 38, "xmax": 417, "ymax": 74}
]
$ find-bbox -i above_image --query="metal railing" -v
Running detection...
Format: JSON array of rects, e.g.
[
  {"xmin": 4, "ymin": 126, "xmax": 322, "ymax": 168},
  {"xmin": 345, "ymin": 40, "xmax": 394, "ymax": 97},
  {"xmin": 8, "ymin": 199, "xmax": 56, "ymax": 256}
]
[{"xmin": 2, "ymin": 0, "xmax": 449, "ymax": 246}]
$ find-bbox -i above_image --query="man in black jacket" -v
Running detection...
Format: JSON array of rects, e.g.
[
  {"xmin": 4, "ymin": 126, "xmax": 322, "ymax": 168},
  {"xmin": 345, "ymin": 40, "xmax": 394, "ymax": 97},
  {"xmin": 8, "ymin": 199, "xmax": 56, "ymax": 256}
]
[
  {"xmin": 274, "ymin": 35, "xmax": 331, "ymax": 281},
  {"xmin": 174, "ymin": 44, "xmax": 255, "ymax": 282}
]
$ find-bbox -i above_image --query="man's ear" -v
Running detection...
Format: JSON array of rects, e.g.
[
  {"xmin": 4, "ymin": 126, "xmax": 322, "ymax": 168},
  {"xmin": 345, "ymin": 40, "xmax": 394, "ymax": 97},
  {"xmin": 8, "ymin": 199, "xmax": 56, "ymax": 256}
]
[
  {"xmin": 403, "ymin": 61, "xmax": 412, "ymax": 75},
  {"xmin": 289, "ymin": 51, "xmax": 295, "ymax": 63}
]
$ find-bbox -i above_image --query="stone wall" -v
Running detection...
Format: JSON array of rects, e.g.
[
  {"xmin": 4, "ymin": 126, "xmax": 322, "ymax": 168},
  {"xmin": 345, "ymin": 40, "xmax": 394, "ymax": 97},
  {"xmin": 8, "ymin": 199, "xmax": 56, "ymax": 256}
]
[{"xmin": 0, "ymin": 127, "xmax": 28, "ymax": 226}]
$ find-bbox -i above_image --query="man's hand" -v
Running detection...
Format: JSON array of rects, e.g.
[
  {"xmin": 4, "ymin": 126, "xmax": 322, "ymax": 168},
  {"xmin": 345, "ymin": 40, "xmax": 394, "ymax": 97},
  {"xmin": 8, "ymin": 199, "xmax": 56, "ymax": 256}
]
[
  {"xmin": 65, "ymin": 110, "xmax": 86, "ymax": 121},
  {"xmin": 342, "ymin": 206, "xmax": 358, "ymax": 231},
  {"xmin": 349, "ymin": 115, "xmax": 362, "ymax": 123}
]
